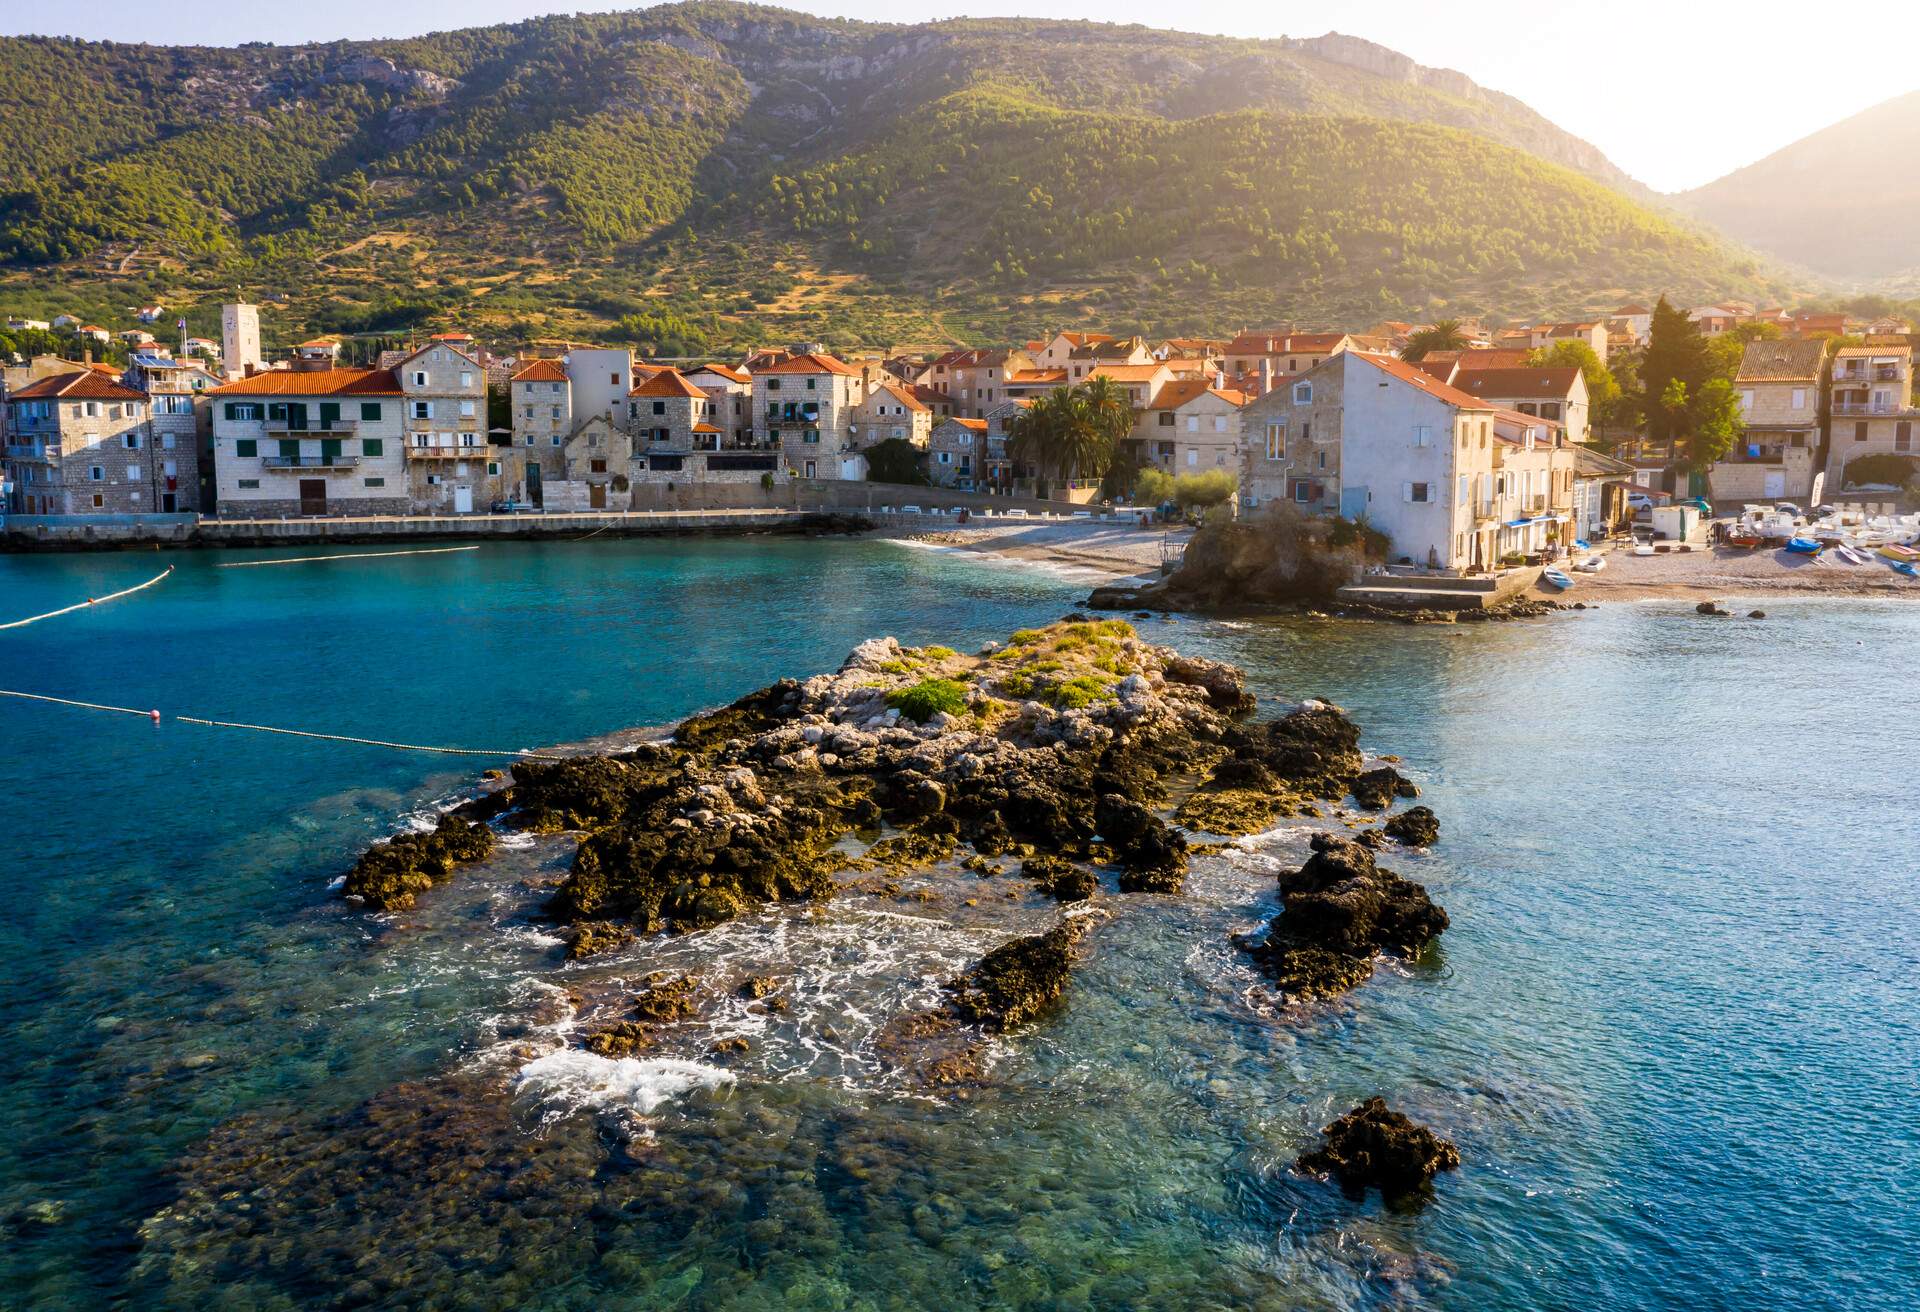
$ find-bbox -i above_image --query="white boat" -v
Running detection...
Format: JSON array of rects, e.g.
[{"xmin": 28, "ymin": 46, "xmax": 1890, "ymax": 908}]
[
  {"xmin": 1574, "ymin": 556, "xmax": 1607, "ymax": 573},
  {"xmin": 1836, "ymin": 545, "xmax": 1868, "ymax": 565},
  {"xmin": 1632, "ymin": 543, "xmax": 1655, "ymax": 556},
  {"xmin": 1542, "ymin": 567, "xmax": 1574, "ymax": 590}
]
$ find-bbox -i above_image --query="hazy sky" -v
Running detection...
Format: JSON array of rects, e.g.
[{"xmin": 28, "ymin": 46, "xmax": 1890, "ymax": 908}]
[{"xmin": 9, "ymin": 0, "xmax": 1917, "ymax": 192}]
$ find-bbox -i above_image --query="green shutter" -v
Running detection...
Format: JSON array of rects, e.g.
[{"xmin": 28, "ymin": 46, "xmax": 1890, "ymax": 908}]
[
  {"xmin": 320, "ymin": 438, "xmax": 342, "ymax": 463},
  {"xmin": 319, "ymin": 402, "xmax": 341, "ymax": 430},
  {"xmin": 223, "ymin": 402, "xmax": 237, "ymax": 420},
  {"xmin": 235, "ymin": 438, "xmax": 257, "ymax": 458},
  {"xmin": 267, "ymin": 402, "xmax": 286, "ymax": 423},
  {"xmin": 360, "ymin": 402, "xmax": 381, "ymax": 421},
  {"xmin": 279, "ymin": 439, "xmax": 299, "ymax": 459},
  {"xmin": 361, "ymin": 437, "xmax": 384, "ymax": 457}
]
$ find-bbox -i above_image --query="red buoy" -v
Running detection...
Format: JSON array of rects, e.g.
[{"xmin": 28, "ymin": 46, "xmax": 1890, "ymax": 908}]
[{"xmin": 149, "ymin": 709, "xmax": 161, "ymax": 722}]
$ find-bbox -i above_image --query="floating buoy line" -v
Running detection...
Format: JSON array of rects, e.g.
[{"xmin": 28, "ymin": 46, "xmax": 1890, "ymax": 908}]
[
  {"xmin": 216, "ymin": 545, "xmax": 481, "ymax": 568},
  {"xmin": 0, "ymin": 566, "xmax": 173, "ymax": 630}
]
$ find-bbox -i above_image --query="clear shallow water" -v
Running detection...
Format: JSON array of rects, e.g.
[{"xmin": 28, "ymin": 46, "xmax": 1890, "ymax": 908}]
[{"xmin": 0, "ymin": 540, "xmax": 1914, "ymax": 1310}]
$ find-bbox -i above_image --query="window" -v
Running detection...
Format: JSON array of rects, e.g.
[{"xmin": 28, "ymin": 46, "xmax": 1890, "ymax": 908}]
[
  {"xmin": 551, "ymin": 406, "xmax": 561, "ymax": 419},
  {"xmin": 610, "ymin": 372, "xmax": 620, "ymax": 386},
  {"xmin": 364, "ymin": 477, "xmax": 386, "ymax": 488},
  {"xmin": 1898, "ymin": 422, "xmax": 1912, "ymax": 452},
  {"xmin": 127, "ymin": 465, "xmax": 140, "ymax": 480},
  {"xmin": 460, "ymin": 372, "xmax": 473, "ymax": 388},
  {"xmin": 162, "ymin": 433, "xmax": 176, "ymax": 450},
  {"xmin": 652, "ymin": 401, "xmax": 666, "ymax": 416},
  {"xmin": 1186, "ymin": 416, "xmax": 1199, "ymax": 432},
  {"xmin": 487, "ymin": 462, "xmax": 500, "ymax": 476},
  {"xmin": 92, "ymin": 493, "xmax": 104, "ymax": 507},
  {"xmin": 1405, "ymin": 482, "xmax": 1431, "ymax": 504},
  {"xmin": 411, "ymin": 401, "xmax": 433, "ymax": 420},
  {"xmin": 1412, "ymin": 425, "xmax": 1432, "ymax": 448},
  {"xmin": 525, "ymin": 435, "xmax": 534, "ymax": 446},
  {"xmin": 235, "ymin": 438, "xmax": 258, "ymax": 458},
  {"xmin": 589, "ymin": 459, "xmax": 607, "ymax": 473},
  {"xmin": 806, "ymin": 379, "xmax": 817, "ymax": 391},
  {"xmin": 1186, "ymin": 449, "xmax": 1198, "ymax": 467},
  {"xmin": 124, "ymin": 433, "xmax": 140, "ymax": 449},
  {"xmin": 362, "ymin": 438, "xmax": 384, "ymax": 457},
  {"xmin": 85, "ymin": 402, "xmax": 99, "ymax": 418},
  {"xmin": 803, "ymin": 428, "xmax": 820, "ymax": 444},
  {"xmin": 551, "ymin": 435, "xmax": 562, "ymax": 447},
  {"xmin": 768, "ymin": 379, "xmax": 782, "ymax": 391},
  {"xmin": 237, "ymin": 479, "xmax": 260, "ymax": 489},
  {"xmin": 938, "ymin": 451, "xmax": 951, "ymax": 464},
  {"xmin": 1300, "ymin": 420, "xmax": 1311, "ymax": 444},
  {"xmin": 224, "ymin": 402, "xmax": 262, "ymax": 421},
  {"xmin": 89, "ymin": 465, "xmax": 104, "ymax": 481},
  {"xmin": 1293, "ymin": 482, "xmax": 1310, "ymax": 502},
  {"xmin": 551, "ymin": 382, "xmax": 562, "ymax": 393},
  {"xmin": 1213, "ymin": 416, "xmax": 1227, "ymax": 433},
  {"xmin": 459, "ymin": 400, "xmax": 476, "ymax": 418},
  {"xmin": 1158, "ymin": 412, "xmax": 1175, "ymax": 427},
  {"xmin": 1265, "ymin": 422, "xmax": 1285, "ymax": 460},
  {"xmin": 1857, "ymin": 421, "xmax": 1869, "ymax": 442},
  {"xmin": 356, "ymin": 402, "xmax": 381, "ymax": 422},
  {"xmin": 412, "ymin": 371, "xmax": 427, "ymax": 387}
]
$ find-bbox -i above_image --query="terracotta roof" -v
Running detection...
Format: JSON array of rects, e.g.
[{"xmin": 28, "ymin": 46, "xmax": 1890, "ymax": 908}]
[
  {"xmin": 1834, "ymin": 344, "xmax": 1911, "ymax": 359},
  {"xmin": 297, "ymin": 338, "xmax": 339, "ymax": 349},
  {"xmin": 756, "ymin": 352, "xmax": 859, "ymax": 377},
  {"xmin": 691, "ymin": 363, "xmax": 749, "ymax": 384},
  {"xmin": 1736, "ymin": 339, "xmax": 1827, "ymax": 382},
  {"xmin": 1147, "ymin": 379, "xmax": 1248, "ymax": 410},
  {"xmin": 1615, "ymin": 304, "xmax": 1651, "ymax": 315},
  {"xmin": 1454, "ymin": 349, "xmax": 1533, "ymax": 371},
  {"xmin": 429, "ymin": 331, "xmax": 474, "ymax": 341},
  {"xmin": 1448, "ymin": 367, "xmax": 1583, "ymax": 401},
  {"xmin": 911, "ymin": 384, "xmax": 949, "ymax": 406},
  {"xmin": 1226, "ymin": 331, "xmax": 1347, "ymax": 355},
  {"xmin": 1005, "ymin": 368, "xmax": 1067, "ymax": 384},
  {"xmin": 208, "ymin": 368, "xmax": 402, "ymax": 397},
  {"xmin": 1352, "ymin": 353, "xmax": 1494, "ymax": 411},
  {"xmin": 1087, "ymin": 364, "xmax": 1168, "ymax": 383},
  {"xmin": 7, "ymin": 370, "xmax": 143, "ymax": 402},
  {"xmin": 946, "ymin": 417, "xmax": 988, "ymax": 432},
  {"xmin": 692, "ymin": 423, "xmax": 723, "ymax": 434},
  {"xmin": 512, "ymin": 359, "xmax": 568, "ymax": 383},
  {"xmin": 867, "ymin": 381, "xmax": 929, "ymax": 413},
  {"xmin": 631, "ymin": 369, "xmax": 706, "ymax": 399}
]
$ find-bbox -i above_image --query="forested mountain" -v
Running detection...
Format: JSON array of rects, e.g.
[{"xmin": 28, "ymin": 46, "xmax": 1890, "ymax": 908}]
[
  {"xmin": 0, "ymin": 2, "xmax": 1793, "ymax": 352},
  {"xmin": 1675, "ymin": 91, "xmax": 1920, "ymax": 283}
]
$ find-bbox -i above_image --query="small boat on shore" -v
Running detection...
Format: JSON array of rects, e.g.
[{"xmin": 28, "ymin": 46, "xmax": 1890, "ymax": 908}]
[
  {"xmin": 1836, "ymin": 545, "xmax": 1868, "ymax": 565},
  {"xmin": 1542, "ymin": 567, "xmax": 1574, "ymax": 590},
  {"xmin": 1896, "ymin": 561, "xmax": 1919, "ymax": 579},
  {"xmin": 1785, "ymin": 538, "xmax": 1822, "ymax": 555},
  {"xmin": 1575, "ymin": 556, "xmax": 1606, "ymax": 573}
]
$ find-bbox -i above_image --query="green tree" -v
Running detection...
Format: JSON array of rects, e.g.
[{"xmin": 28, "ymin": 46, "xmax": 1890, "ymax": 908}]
[
  {"xmin": 1402, "ymin": 319, "xmax": 1469, "ymax": 362},
  {"xmin": 1528, "ymin": 339, "xmax": 1621, "ymax": 429},
  {"xmin": 1009, "ymin": 378, "xmax": 1134, "ymax": 492},
  {"xmin": 1133, "ymin": 467, "xmax": 1175, "ymax": 504},
  {"xmin": 863, "ymin": 436, "xmax": 927, "ymax": 485},
  {"xmin": 1640, "ymin": 296, "xmax": 1711, "ymax": 447},
  {"xmin": 1684, "ymin": 378, "xmax": 1744, "ymax": 470}
]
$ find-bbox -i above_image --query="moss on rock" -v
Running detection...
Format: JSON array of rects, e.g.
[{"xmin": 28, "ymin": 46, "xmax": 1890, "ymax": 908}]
[
  {"xmin": 341, "ymin": 815, "xmax": 495, "ymax": 911},
  {"xmin": 1297, "ymin": 1097, "xmax": 1460, "ymax": 1204}
]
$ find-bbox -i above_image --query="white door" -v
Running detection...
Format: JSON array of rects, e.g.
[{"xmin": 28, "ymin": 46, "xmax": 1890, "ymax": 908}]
[
  {"xmin": 1763, "ymin": 471, "xmax": 1785, "ymax": 499},
  {"xmin": 453, "ymin": 486, "xmax": 473, "ymax": 513}
]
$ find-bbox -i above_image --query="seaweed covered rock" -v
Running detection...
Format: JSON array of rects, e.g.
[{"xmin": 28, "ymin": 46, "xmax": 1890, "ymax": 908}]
[
  {"xmin": 1351, "ymin": 766, "xmax": 1419, "ymax": 811},
  {"xmin": 1241, "ymin": 833, "xmax": 1448, "ymax": 1000},
  {"xmin": 507, "ymin": 749, "xmax": 679, "ymax": 834},
  {"xmin": 341, "ymin": 815, "xmax": 495, "ymax": 911},
  {"xmin": 1226, "ymin": 702, "xmax": 1365, "ymax": 800},
  {"xmin": 1161, "ymin": 652, "xmax": 1256, "ymax": 714},
  {"xmin": 1297, "ymin": 1097, "xmax": 1460, "ymax": 1203},
  {"xmin": 561, "ymin": 920, "xmax": 634, "ymax": 961},
  {"xmin": 1096, "ymin": 794, "xmax": 1188, "ymax": 893},
  {"xmin": 1383, "ymin": 806, "xmax": 1439, "ymax": 848},
  {"xmin": 630, "ymin": 974, "xmax": 699, "ymax": 1023},
  {"xmin": 1021, "ymin": 855, "xmax": 1097, "ymax": 903},
  {"xmin": 945, "ymin": 919, "xmax": 1089, "ymax": 1031},
  {"xmin": 582, "ymin": 1022, "xmax": 654, "ymax": 1058}
]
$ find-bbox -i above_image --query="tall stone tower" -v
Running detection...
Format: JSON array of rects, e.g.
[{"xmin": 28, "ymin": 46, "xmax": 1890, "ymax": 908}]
[{"xmin": 221, "ymin": 302, "xmax": 262, "ymax": 379}]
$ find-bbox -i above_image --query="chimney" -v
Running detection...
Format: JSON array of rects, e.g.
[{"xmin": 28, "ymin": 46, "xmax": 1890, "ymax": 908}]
[{"xmin": 1260, "ymin": 358, "xmax": 1273, "ymax": 395}]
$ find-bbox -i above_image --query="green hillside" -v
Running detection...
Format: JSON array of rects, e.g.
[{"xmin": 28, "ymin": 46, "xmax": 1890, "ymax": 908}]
[{"xmin": 0, "ymin": 2, "xmax": 1796, "ymax": 353}]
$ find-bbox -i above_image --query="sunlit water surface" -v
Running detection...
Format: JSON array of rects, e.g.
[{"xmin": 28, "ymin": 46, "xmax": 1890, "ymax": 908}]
[{"xmin": 0, "ymin": 539, "xmax": 1913, "ymax": 1310}]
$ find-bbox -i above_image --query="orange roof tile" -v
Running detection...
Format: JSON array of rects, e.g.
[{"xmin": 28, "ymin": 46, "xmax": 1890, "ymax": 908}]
[
  {"xmin": 1449, "ymin": 368, "xmax": 1582, "ymax": 401},
  {"xmin": 948, "ymin": 417, "xmax": 988, "ymax": 431},
  {"xmin": 631, "ymin": 369, "xmax": 706, "ymax": 399},
  {"xmin": 1088, "ymin": 364, "xmax": 1168, "ymax": 383},
  {"xmin": 867, "ymin": 381, "xmax": 930, "ymax": 413},
  {"xmin": 692, "ymin": 423, "xmax": 723, "ymax": 434},
  {"xmin": 1352, "ymin": 353, "xmax": 1494, "ymax": 410},
  {"xmin": 512, "ymin": 359, "xmax": 568, "ymax": 383},
  {"xmin": 691, "ymin": 363, "xmax": 750, "ymax": 384},
  {"xmin": 8, "ymin": 370, "xmax": 143, "ymax": 402},
  {"xmin": 208, "ymin": 368, "xmax": 403, "ymax": 397},
  {"xmin": 757, "ymin": 352, "xmax": 860, "ymax": 377}
]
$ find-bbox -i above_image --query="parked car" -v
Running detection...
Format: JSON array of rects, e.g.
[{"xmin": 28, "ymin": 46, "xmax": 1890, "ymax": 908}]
[
  {"xmin": 1625, "ymin": 491, "xmax": 1655, "ymax": 512},
  {"xmin": 491, "ymin": 499, "xmax": 536, "ymax": 513}
]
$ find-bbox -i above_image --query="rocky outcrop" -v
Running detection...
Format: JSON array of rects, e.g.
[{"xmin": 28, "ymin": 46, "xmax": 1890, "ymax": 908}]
[
  {"xmin": 1382, "ymin": 806, "xmax": 1439, "ymax": 848},
  {"xmin": 1239, "ymin": 833, "xmax": 1448, "ymax": 1000},
  {"xmin": 341, "ymin": 815, "xmax": 494, "ymax": 911},
  {"xmin": 1351, "ymin": 765, "xmax": 1418, "ymax": 811},
  {"xmin": 946, "ymin": 919, "xmax": 1089, "ymax": 1032},
  {"xmin": 1297, "ymin": 1097, "xmax": 1460, "ymax": 1203}
]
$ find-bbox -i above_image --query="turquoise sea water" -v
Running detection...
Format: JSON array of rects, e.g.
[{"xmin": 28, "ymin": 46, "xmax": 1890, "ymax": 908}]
[{"xmin": 0, "ymin": 538, "xmax": 1914, "ymax": 1310}]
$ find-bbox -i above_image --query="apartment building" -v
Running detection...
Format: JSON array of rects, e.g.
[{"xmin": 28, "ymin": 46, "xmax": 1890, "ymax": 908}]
[
  {"xmin": 1826, "ymin": 344, "xmax": 1916, "ymax": 490},
  {"xmin": 3, "ymin": 371, "xmax": 167, "ymax": 514},
  {"xmin": 396, "ymin": 336, "xmax": 507, "ymax": 512},
  {"xmin": 1713, "ymin": 339, "xmax": 1828, "ymax": 504},
  {"xmin": 1222, "ymin": 331, "xmax": 1353, "ymax": 381},
  {"xmin": 928, "ymin": 417, "xmax": 988, "ymax": 489},
  {"xmin": 1239, "ymin": 358, "xmax": 1347, "ymax": 513},
  {"xmin": 122, "ymin": 350, "xmax": 219, "ymax": 512},
  {"xmin": 850, "ymin": 382, "xmax": 932, "ymax": 450},
  {"xmin": 208, "ymin": 368, "xmax": 409, "ymax": 516},
  {"xmin": 1132, "ymin": 379, "xmax": 1246, "ymax": 475},
  {"xmin": 626, "ymin": 369, "xmax": 720, "ymax": 451},
  {"xmin": 683, "ymin": 363, "xmax": 755, "ymax": 448}
]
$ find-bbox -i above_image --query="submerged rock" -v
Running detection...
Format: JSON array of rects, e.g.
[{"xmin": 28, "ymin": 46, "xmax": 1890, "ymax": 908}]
[
  {"xmin": 561, "ymin": 920, "xmax": 634, "ymax": 961},
  {"xmin": 1022, "ymin": 854, "xmax": 1097, "ymax": 903},
  {"xmin": 1240, "ymin": 833, "xmax": 1448, "ymax": 1001},
  {"xmin": 630, "ymin": 974, "xmax": 699, "ymax": 1023},
  {"xmin": 1351, "ymin": 766, "xmax": 1418, "ymax": 811},
  {"xmin": 1382, "ymin": 806, "xmax": 1439, "ymax": 848},
  {"xmin": 1297, "ymin": 1097, "xmax": 1460, "ymax": 1203}
]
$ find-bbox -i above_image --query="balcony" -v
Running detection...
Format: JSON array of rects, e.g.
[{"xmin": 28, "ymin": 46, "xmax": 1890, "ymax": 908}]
[
  {"xmin": 4, "ymin": 442, "xmax": 51, "ymax": 462},
  {"xmin": 263, "ymin": 454, "xmax": 359, "ymax": 470},
  {"xmin": 1832, "ymin": 401, "xmax": 1905, "ymax": 416},
  {"xmin": 266, "ymin": 419, "xmax": 358, "ymax": 435},
  {"xmin": 764, "ymin": 410, "xmax": 823, "ymax": 427},
  {"xmin": 406, "ymin": 444, "xmax": 492, "ymax": 459}
]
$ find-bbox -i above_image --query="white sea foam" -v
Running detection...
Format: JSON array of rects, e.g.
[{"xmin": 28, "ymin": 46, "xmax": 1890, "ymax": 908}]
[{"xmin": 513, "ymin": 1050, "xmax": 734, "ymax": 1124}]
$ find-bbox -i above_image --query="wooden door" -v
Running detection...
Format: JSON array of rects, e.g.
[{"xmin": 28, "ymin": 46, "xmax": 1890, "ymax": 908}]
[
  {"xmin": 299, "ymin": 479, "xmax": 327, "ymax": 516},
  {"xmin": 589, "ymin": 483, "xmax": 607, "ymax": 509}
]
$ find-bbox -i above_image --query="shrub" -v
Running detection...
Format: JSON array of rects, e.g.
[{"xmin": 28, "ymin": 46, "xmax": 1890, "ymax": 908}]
[
  {"xmin": 1844, "ymin": 453, "xmax": 1917, "ymax": 488},
  {"xmin": 1046, "ymin": 675, "xmax": 1117, "ymax": 709},
  {"xmin": 1172, "ymin": 468, "xmax": 1238, "ymax": 509},
  {"xmin": 886, "ymin": 677, "xmax": 969, "ymax": 723},
  {"xmin": 1134, "ymin": 467, "xmax": 1175, "ymax": 504}
]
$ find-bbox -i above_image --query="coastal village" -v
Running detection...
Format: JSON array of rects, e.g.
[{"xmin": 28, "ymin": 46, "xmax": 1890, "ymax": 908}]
[{"xmin": 4, "ymin": 298, "xmax": 1919, "ymax": 590}]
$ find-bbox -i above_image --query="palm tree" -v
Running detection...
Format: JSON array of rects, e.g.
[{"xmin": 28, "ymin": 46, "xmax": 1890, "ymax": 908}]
[
  {"xmin": 1009, "ymin": 381, "xmax": 1134, "ymax": 494},
  {"xmin": 1402, "ymin": 319, "xmax": 1470, "ymax": 362}
]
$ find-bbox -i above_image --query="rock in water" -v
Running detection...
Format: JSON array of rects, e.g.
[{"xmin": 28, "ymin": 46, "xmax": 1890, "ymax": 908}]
[
  {"xmin": 1382, "ymin": 806, "xmax": 1439, "ymax": 848},
  {"xmin": 341, "ymin": 815, "xmax": 495, "ymax": 910},
  {"xmin": 1240, "ymin": 833, "xmax": 1448, "ymax": 1000},
  {"xmin": 1095, "ymin": 794, "xmax": 1188, "ymax": 893},
  {"xmin": 1350, "ymin": 765, "xmax": 1418, "ymax": 811},
  {"xmin": 945, "ymin": 919, "xmax": 1089, "ymax": 1031},
  {"xmin": 1297, "ymin": 1097, "xmax": 1460, "ymax": 1203}
]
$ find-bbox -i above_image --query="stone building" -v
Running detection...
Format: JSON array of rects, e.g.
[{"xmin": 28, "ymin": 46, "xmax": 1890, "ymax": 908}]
[
  {"xmin": 1712, "ymin": 338, "xmax": 1828, "ymax": 504},
  {"xmin": 1826, "ymin": 344, "xmax": 1916, "ymax": 490},
  {"xmin": 122, "ymin": 351, "xmax": 219, "ymax": 512},
  {"xmin": 850, "ymin": 381, "xmax": 932, "ymax": 451},
  {"xmin": 208, "ymin": 368, "xmax": 409, "ymax": 517},
  {"xmin": 626, "ymin": 369, "xmax": 717, "ymax": 452},
  {"xmin": 3, "ymin": 370, "xmax": 168, "ymax": 514},
  {"xmin": 928, "ymin": 416, "xmax": 987, "ymax": 489},
  {"xmin": 752, "ymin": 352, "xmax": 869, "ymax": 480},
  {"xmin": 1133, "ymin": 379, "xmax": 1247, "ymax": 476},
  {"xmin": 683, "ymin": 363, "xmax": 755, "ymax": 448}
]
